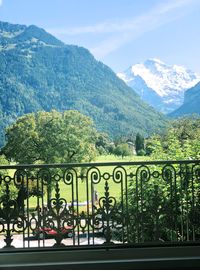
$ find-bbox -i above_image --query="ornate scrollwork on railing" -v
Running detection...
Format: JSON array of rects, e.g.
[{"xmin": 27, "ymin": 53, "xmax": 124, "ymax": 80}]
[
  {"xmin": 136, "ymin": 165, "xmax": 151, "ymax": 183},
  {"xmin": 162, "ymin": 165, "xmax": 180, "ymax": 240},
  {"xmin": 179, "ymin": 163, "xmax": 190, "ymax": 187},
  {"xmin": 77, "ymin": 210, "xmax": 88, "ymax": 234},
  {"xmin": 39, "ymin": 181, "xmax": 76, "ymax": 247},
  {"xmin": 37, "ymin": 169, "xmax": 51, "ymax": 185},
  {"xmin": 87, "ymin": 166, "xmax": 101, "ymax": 185},
  {"xmin": 0, "ymin": 182, "xmax": 27, "ymax": 248},
  {"xmin": 192, "ymin": 164, "xmax": 200, "ymax": 182},
  {"xmin": 189, "ymin": 164, "xmax": 200, "ymax": 235},
  {"xmin": 91, "ymin": 179, "xmax": 124, "ymax": 244},
  {"xmin": 0, "ymin": 160, "xmax": 200, "ymax": 249},
  {"xmin": 113, "ymin": 166, "xmax": 126, "ymax": 184},
  {"xmin": 162, "ymin": 164, "xmax": 176, "ymax": 183},
  {"xmin": 63, "ymin": 168, "xmax": 77, "ymax": 185}
]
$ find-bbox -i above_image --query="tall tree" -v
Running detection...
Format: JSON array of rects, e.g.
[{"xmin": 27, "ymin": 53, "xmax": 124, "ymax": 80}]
[
  {"xmin": 2, "ymin": 110, "xmax": 98, "ymax": 205},
  {"xmin": 95, "ymin": 132, "xmax": 112, "ymax": 155},
  {"xmin": 147, "ymin": 117, "xmax": 200, "ymax": 160},
  {"xmin": 2, "ymin": 110, "xmax": 98, "ymax": 164},
  {"xmin": 135, "ymin": 133, "xmax": 144, "ymax": 154}
]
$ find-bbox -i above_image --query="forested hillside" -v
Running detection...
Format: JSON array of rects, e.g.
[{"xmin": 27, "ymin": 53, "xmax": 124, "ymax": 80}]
[
  {"xmin": 0, "ymin": 21, "xmax": 166, "ymax": 146},
  {"xmin": 170, "ymin": 82, "xmax": 200, "ymax": 117}
]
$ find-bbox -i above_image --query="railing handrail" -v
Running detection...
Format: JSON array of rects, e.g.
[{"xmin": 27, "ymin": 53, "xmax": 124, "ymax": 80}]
[{"xmin": 0, "ymin": 159, "xmax": 199, "ymax": 170}]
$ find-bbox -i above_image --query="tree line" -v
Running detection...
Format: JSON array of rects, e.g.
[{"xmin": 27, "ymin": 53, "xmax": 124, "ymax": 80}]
[{"xmin": 1, "ymin": 111, "xmax": 200, "ymax": 165}]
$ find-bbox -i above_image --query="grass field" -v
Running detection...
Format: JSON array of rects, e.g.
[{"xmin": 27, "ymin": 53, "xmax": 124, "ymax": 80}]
[{"xmin": 96, "ymin": 154, "xmax": 149, "ymax": 162}]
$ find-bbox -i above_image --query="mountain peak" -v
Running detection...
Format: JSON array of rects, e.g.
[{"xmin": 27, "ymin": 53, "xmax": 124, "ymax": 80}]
[
  {"xmin": 0, "ymin": 21, "xmax": 26, "ymax": 39},
  {"xmin": 118, "ymin": 59, "xmax": 200, "ymax": 113},
  {"xmin": 0, "ymin": 21, "xmax": 64, "ymax": 47}
]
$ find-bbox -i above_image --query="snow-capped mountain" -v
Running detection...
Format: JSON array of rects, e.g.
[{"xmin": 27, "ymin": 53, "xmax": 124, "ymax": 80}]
[{"xmin": 117, "ymin": 58, "xmax": 200, "ymax": 113}]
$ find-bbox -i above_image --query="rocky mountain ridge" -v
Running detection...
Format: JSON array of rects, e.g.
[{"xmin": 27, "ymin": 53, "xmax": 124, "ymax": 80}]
[{"xmin": 169, "ymin": 81, "xmax": 200, "ymax": 117}]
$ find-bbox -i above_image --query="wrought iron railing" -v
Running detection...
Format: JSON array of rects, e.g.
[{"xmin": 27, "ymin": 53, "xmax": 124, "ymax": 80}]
[{"xmin": 0, "ymin": 160, "xmax": 200, "ymax": 249}]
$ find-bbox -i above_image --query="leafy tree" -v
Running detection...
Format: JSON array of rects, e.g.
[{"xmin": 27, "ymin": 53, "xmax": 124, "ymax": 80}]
[
  {"xmin": 114, "ymin": 143, "xmax": 132, "ymax": 159},
  {"xmin": 2, "ymin": 110, "xmax": 98, "ymax": 164},
  {"xmin": 147, "ymin": 117, "xmax": 200, "ymax": 160},
  {"xmin": 170, "ymin": 116, "xmax": 200, "ymax": 143},
  {"xmin": 95, "ymin": 132, "xmax": 112, "ymax": 155},
  {"xmin": 1, "ymin": 110, "xmax": 98, "ymax": 205}
]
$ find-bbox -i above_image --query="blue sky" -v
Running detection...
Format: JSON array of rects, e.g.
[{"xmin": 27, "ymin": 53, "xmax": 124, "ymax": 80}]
[{"xmin": 0, "ymin": 0, "xmax": 200, "ymax": 73}]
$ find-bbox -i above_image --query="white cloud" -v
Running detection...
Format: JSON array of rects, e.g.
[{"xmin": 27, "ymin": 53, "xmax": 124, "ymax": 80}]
[
  {"xmin": 0, "ymin": 0, "xmax": 3, "ymax": 7},
  {"xmin": 91, "ymin": 0, "xmax": 198, "ymax": 58},
  {"xmin": 49, "ymin": 0, "xmax": 194, "ymax": 36},
  {"xmin": 48, "ymin": 0, "xmax": 199, "ymax": 58}
]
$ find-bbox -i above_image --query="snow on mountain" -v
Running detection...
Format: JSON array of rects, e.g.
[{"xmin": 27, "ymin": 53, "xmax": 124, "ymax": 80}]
[{"xmin": 117, "ymin": 58, "xmax": 200, "ymax": 113}]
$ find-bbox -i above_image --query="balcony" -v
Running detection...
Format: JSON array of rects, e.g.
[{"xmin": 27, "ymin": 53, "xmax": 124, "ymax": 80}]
[{"xmin": 0, "ymin": 160, "xmax": 200, "ymax": 269}]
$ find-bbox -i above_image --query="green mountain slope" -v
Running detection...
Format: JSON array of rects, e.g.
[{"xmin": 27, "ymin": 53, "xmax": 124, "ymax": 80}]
[
  {"xmin": 169, "ymin": 82, "xmax": 200, "ymax": 118},
  {"xmin": 0, "ymin": 21, "xmax": 166, "ymax": 147}
]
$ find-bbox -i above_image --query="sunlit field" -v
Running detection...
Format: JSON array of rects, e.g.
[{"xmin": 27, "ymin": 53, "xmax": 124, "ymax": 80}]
[{"xmin": 96, "ymin": 154, "xmax": 150, "ymax": 162}]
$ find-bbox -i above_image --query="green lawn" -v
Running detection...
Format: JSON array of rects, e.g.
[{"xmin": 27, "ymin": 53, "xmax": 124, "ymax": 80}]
[{"xmin": 96, "ymin": 154, "xmax": 149, "ymax": 162}]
